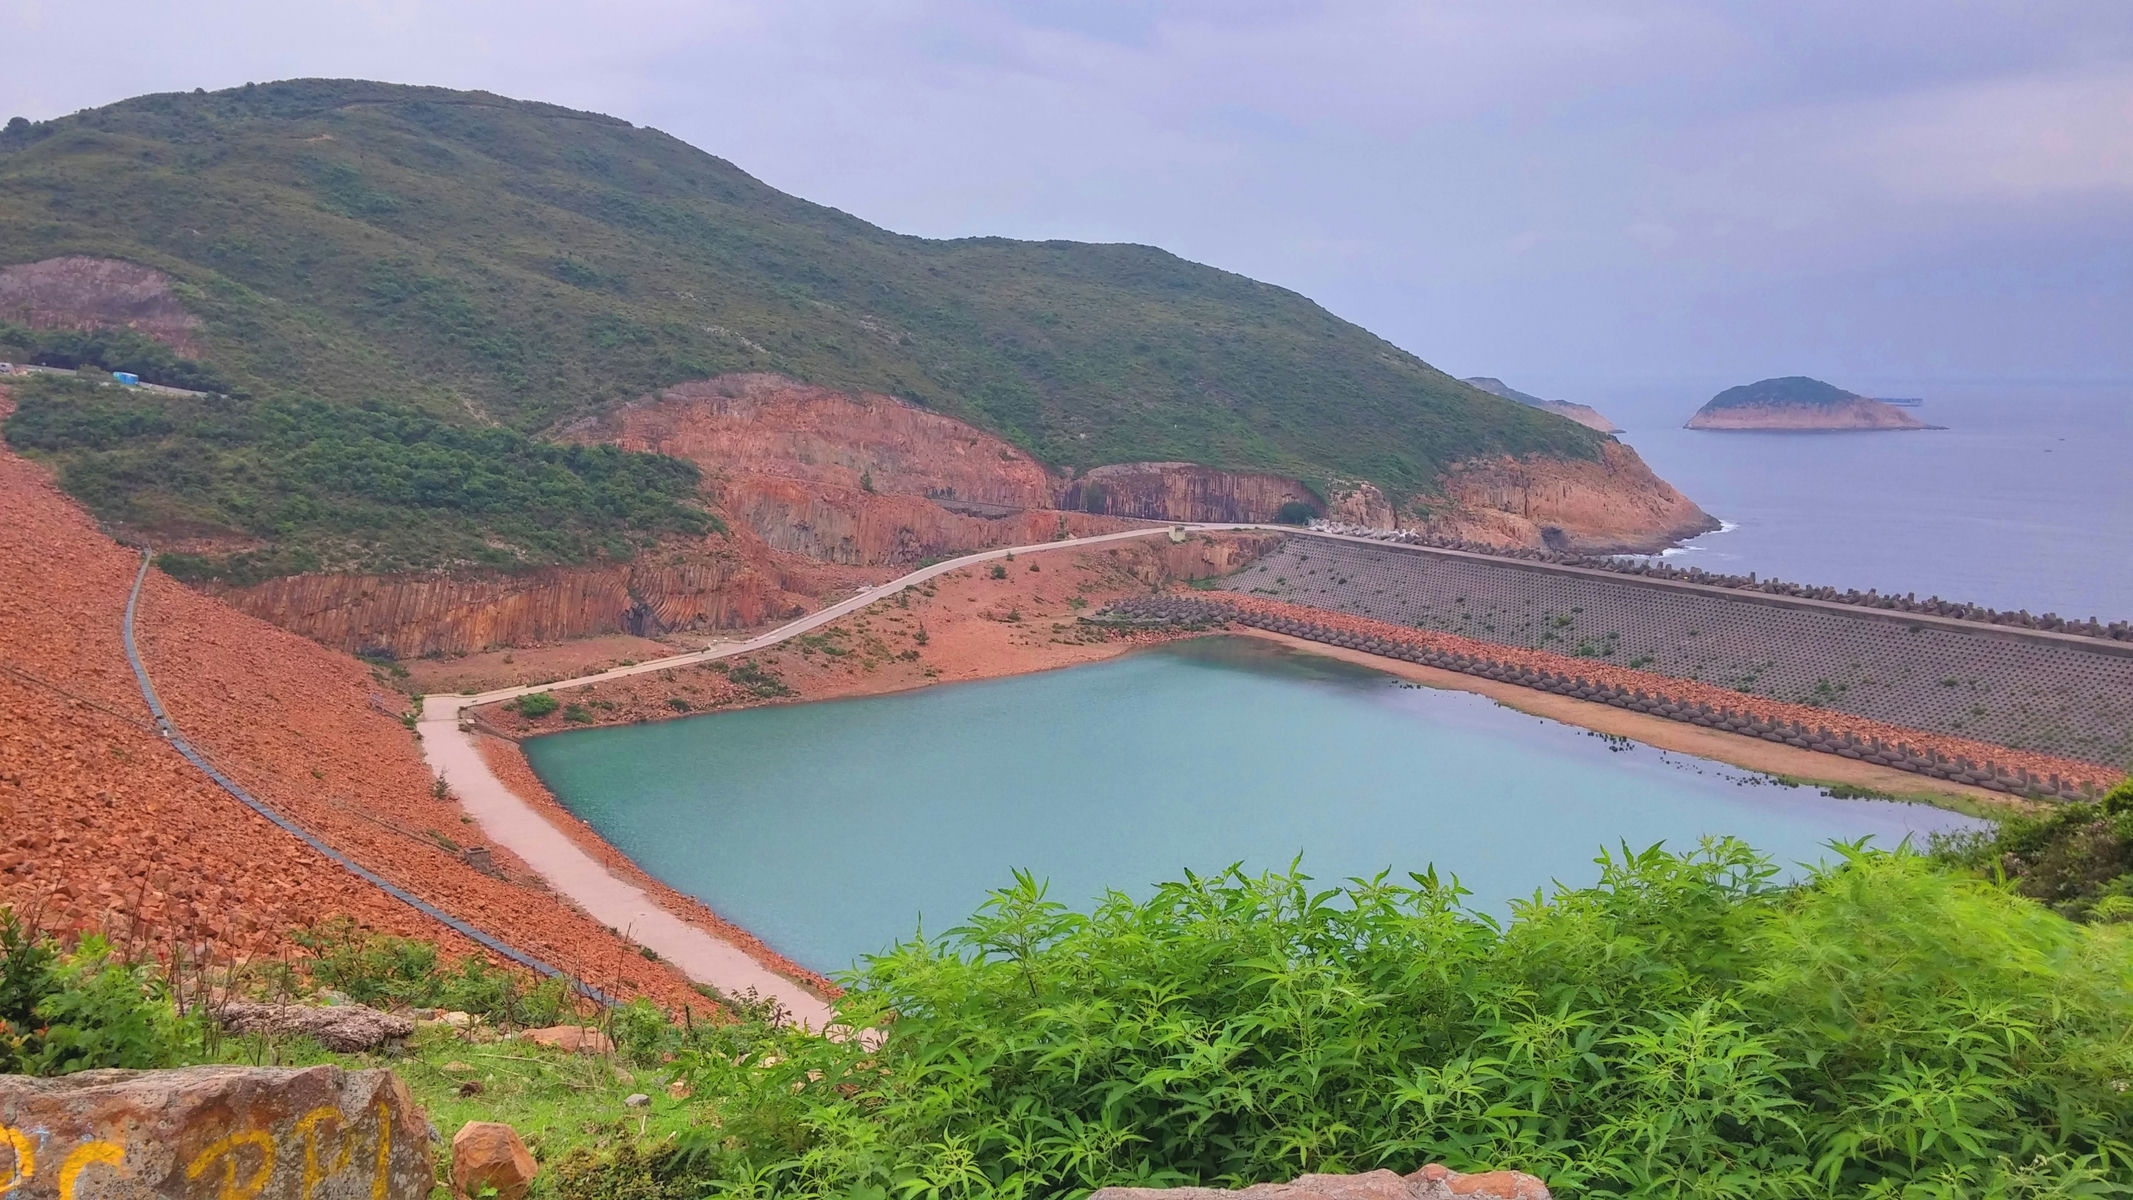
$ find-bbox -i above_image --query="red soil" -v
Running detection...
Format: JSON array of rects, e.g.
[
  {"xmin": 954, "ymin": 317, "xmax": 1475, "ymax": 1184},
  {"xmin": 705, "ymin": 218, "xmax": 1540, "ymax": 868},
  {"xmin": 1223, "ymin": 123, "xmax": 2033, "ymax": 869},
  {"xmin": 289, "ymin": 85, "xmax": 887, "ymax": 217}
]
[
  {"xmin": 0, "ymin": 392, "xmax": 704, "ymax": 1008},
  {"xmin": 472, "ymin": 534, "xmax": 1278, "ymax": 732}
]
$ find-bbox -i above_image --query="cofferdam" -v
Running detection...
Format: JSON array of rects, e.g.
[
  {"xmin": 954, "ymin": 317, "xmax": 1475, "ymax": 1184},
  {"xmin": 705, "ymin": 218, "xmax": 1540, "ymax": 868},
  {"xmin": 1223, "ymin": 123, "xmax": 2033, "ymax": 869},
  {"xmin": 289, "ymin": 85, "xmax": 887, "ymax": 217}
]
[{"xmin": 1221, "ymin": 535, "xmax": 2133, "ymax": 770}]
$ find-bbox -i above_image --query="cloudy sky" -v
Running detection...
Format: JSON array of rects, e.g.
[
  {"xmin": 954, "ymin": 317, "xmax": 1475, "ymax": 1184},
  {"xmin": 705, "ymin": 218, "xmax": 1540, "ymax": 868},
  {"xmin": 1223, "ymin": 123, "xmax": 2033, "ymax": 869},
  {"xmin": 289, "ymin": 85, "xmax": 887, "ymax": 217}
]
[{"xmin": 6, "ymin": 1, "xmax": 2129, "ymax": 398}]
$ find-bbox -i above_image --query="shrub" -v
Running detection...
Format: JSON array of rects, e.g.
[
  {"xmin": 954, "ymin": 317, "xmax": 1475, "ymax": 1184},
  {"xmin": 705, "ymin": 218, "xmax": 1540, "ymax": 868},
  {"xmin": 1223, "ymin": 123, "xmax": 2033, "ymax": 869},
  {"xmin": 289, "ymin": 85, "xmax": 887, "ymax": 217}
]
[
  {"xmin": 1935, "ymin": 776, "xmax": 2133, "ymax": 920},
  {"xmin": 289, "ymin": 917, "xmax": 574, "ymax": 1027},
  {"xmin": 563, "ymin": 702, "xmax": 594, "ymax": 724},
  {"xmin": 653, "ymin": 843, "xmax": 2133, "ymax": 1199},
  {"xmin": 516, "ymin": 691, "xmax": 560, "ymax": 719},
  {"xmin": 1, "ymin": 912, "xmax": 193, "ymax": 1075},
  {"xmin": 990, "ymin": 563, "xmax": 1008, "ymax": 579}
]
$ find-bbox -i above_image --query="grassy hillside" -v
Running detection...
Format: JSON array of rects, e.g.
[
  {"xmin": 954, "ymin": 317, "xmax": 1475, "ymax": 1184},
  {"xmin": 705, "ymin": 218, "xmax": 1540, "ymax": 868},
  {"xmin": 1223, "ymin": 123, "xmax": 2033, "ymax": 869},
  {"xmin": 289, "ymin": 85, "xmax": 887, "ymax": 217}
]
[
  {"xmin": 1702, "ymin": 376, "xmax": 1858, "ymax": 410},
  {"xmin": 0, "ymin": 79, "xmax": 1596, "ymax": 503}
]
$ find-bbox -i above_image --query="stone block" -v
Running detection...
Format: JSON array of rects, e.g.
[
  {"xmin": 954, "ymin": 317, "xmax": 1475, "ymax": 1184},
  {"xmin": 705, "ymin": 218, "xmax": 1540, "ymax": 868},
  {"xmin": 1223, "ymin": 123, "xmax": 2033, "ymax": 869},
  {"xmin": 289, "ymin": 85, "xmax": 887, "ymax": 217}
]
[{"xmin": 0, "ymin": 1064, "xmax": 430, "ymax": 1199}]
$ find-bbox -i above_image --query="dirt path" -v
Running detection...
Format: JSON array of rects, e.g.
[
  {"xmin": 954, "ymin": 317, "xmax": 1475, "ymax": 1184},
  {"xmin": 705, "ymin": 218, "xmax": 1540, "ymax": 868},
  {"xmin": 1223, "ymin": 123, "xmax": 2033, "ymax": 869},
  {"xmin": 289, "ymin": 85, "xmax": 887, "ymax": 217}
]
[{"xmin": 418, "ymin": 524, "xmax": 1210, "ymax": 1025}]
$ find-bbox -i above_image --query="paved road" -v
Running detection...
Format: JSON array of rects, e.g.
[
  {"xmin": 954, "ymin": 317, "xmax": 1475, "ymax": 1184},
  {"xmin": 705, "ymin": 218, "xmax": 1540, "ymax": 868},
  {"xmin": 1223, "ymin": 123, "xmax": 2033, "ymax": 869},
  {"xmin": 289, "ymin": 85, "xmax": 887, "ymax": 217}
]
[{"xmin": 418, "ymin": 522, "xmax": 1252, "ymax": 1026}]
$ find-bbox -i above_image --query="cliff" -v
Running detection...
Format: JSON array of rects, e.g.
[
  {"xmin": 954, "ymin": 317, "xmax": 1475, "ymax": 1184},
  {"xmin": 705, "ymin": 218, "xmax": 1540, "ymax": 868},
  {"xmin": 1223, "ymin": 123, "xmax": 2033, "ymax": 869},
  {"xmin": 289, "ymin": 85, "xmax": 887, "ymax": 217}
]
[
  {"xmin": 1687, "ymin": 377, "xmax": 1929, "ymax": 431},
  {"xmin": 214, "ymin": 528, "xmax": 879, "ymax": 659},
  {"xmin": 214, "ymin": 374, "xmax": 1718, "ymax": 653},
  {"xmin": 1060, "ymin": 462, "xmax": 1321, "ymax": 523},
  {"xmin": 1415, "ymin": 441, "xmax": 1720, "ymax": 554},
  {"xmin": 1463, "ymin": 376, "xmax": 1621, "ymax": 433}
]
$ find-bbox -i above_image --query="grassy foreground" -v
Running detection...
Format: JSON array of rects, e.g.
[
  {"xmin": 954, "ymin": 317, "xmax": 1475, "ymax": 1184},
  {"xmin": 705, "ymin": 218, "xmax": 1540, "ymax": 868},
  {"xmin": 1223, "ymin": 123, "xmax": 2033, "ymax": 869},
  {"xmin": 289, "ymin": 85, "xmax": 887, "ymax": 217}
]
[{"xmin": 8, "ymin": 837, "xmax": 2133, "ymax": 1199}]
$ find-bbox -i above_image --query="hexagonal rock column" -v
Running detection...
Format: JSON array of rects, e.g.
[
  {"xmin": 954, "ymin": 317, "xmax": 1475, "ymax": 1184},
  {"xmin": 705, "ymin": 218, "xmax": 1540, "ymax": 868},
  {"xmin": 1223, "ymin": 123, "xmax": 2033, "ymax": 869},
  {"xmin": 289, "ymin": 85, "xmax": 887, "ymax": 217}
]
[
  {"xmin": 0, "ymin": 1064, "xmax": 431, "ymax": 1199},
  {"xmin": 1091, "ymin": 1163, "xmax": 1550, "ymax": 1200}
]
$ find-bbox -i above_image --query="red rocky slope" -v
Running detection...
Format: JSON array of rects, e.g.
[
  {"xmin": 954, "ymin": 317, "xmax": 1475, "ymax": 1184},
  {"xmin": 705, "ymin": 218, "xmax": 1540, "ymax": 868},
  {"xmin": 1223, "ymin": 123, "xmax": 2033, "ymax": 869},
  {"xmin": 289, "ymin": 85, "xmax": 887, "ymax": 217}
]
[{"xmin": 0, "ymin": 392, "xmax": 727, "ymax": 1006}]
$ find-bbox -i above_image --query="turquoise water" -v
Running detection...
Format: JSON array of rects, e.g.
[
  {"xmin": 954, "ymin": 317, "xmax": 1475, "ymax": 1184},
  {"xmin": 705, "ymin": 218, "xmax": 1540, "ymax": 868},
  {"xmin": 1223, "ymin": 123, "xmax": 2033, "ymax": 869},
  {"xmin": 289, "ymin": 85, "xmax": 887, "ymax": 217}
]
[{"xmin": 524, "ymin": 637, "xmax": 1984, "ymax": 975}]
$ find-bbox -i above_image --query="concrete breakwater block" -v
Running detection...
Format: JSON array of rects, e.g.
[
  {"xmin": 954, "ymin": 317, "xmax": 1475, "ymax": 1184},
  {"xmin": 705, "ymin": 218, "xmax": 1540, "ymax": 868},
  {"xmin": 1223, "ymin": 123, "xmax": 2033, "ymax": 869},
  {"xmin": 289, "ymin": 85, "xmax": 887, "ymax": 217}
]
[
  {"xmin": 1091, "ymin": 1162, "xmax": 1550, "ymax": 1200},
  {"xmin": 0, "ymin": 1065, "xmax": 431, "ymax": 1199}
]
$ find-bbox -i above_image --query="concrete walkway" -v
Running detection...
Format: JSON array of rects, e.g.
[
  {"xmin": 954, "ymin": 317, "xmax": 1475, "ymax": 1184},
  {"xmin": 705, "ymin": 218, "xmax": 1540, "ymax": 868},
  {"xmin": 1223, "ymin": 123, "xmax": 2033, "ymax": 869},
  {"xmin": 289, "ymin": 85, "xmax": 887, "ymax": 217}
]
[{"xmin": 418, "ymin": 523, "xmax": 1246, "ymax": 1027}]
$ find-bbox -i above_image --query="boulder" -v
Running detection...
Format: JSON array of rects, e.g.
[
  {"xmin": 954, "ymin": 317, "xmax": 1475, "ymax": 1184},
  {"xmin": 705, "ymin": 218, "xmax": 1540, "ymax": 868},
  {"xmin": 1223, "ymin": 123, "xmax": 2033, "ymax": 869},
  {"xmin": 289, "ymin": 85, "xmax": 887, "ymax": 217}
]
[
  {"xmin": 450, "ymin": 1121, "xmax": 537, "ymax": 1200},
  {"xmin": 214, "ymin": 1000, "xmax": 416, "ymax": 1051},
  {"xmin": 0, "ymin": 1064, "xmax": 431, "ymax": 1199},
  {"xmin": 1090, "ymin": 1164, "xmax": 1549, "ymax": 1200},
  {"xmin": 517, "ymin": 1025, "xmax": 614, "ymax": 1054}
]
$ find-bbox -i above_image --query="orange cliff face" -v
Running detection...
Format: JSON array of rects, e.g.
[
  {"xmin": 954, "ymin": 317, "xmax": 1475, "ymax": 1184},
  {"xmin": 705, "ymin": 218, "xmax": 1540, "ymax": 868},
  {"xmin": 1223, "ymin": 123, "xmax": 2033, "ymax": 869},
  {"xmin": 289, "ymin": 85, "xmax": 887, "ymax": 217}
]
[
  {"xmin": 215, "ymin": 373, "xmax": 1714, "ymax": 654},
  {"xmin": 1417, "ymin": 440, "xmax": 1719, "ymax": 555},
  {"xmin": 585, "ymin": 376, "xmax": 1137, "ymax": 566}
]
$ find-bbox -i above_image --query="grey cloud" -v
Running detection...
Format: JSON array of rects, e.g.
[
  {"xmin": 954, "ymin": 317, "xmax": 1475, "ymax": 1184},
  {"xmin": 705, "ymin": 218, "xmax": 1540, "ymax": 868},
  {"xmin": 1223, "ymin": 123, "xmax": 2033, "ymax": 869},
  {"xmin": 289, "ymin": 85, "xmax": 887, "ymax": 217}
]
[{"xmin": 3, "ymin": 0, "xmax": 2128, "ymax": 390}]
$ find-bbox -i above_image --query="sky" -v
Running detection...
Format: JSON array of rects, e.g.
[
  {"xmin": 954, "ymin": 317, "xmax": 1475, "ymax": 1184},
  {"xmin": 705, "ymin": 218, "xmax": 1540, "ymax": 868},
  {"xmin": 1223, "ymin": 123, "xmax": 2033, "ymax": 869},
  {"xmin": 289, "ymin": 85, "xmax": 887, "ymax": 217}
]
[{"xmin": 5, "ymin": 1, "xmax": 2130, "ymax": 400}]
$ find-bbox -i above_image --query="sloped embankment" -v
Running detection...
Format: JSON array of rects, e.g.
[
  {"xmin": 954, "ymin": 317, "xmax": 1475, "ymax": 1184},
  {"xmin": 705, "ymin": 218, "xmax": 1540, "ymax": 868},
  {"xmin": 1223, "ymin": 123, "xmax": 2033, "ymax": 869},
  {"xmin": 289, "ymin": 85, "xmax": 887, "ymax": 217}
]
[{"xmin": 0, "ymin": 395, "xmax": 725, "ymax": 1005}]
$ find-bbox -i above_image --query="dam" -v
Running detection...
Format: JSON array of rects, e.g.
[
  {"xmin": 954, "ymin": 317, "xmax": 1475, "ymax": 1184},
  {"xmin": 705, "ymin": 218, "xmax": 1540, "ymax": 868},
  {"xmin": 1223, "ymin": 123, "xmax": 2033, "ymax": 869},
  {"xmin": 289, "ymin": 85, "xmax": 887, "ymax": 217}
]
[{"xmin": 1201, "ymin": 534, "xmax": 2133, "ymax": 775}]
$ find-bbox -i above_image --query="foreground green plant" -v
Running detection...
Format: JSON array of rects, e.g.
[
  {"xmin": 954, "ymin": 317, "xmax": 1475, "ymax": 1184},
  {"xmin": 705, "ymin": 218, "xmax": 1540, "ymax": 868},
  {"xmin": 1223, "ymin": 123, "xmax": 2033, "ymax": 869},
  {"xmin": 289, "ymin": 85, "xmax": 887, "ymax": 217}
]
[
  {"xmin": 0, "ymin": 913, "xmax": 196, "ymax": 1075},
  {"xmin": 643, "ymin": 843, "xmax": 2133, "ymax": 1199}
]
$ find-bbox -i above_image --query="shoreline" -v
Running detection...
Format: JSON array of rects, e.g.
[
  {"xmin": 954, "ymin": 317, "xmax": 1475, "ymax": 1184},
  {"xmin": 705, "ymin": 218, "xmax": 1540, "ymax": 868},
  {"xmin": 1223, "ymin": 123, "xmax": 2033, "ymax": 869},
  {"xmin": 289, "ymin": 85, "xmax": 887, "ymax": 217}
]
[
  {"xmin": 420, "ymin": 530, "xmax": 2079, "ymax": 1005},
  {"xmin": 1226, "ymin": 630, "xmax": 2025, "ymax": 815}
]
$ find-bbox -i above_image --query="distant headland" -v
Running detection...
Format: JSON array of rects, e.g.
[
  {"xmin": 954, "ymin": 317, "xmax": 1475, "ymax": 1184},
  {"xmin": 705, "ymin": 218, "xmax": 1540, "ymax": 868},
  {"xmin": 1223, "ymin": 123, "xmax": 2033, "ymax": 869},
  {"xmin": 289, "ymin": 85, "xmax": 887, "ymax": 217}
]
[
  {"xmin": 1463, "ymin": 376, "xmax": 1622, "ymax": 433},
  {"xmin": 1686, "ymin": 377, "xmax": 1935, "ymax": 431}
]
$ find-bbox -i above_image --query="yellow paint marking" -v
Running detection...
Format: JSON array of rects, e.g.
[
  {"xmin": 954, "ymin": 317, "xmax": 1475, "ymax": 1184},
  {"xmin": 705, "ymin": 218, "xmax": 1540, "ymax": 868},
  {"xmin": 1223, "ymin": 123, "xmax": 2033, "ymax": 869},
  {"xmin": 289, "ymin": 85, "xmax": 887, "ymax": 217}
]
[
  {"xmin": 57, "ymin": 1141, "xmax": 123, "ymax": 1200},
  {"xmin": 186, "ymin": 1129, "xmax": 276, "ymax": 1200},
  {"xmin": 296, "ymin": 1107, "xmax": 353, "ymax": 1200},
  {"xmin": 370, "ymin": 1101, "xmax": 392, "ymax": 1200},
  {"xmin": 0, "ymin": 1126, "xmax": 32, "ymax": 1197}
]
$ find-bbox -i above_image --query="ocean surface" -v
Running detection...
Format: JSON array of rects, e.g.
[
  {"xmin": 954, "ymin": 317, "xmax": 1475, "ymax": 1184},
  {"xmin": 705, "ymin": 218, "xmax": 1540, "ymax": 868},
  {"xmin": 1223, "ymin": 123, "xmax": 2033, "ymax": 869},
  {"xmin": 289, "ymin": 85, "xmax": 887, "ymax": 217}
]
[
  {"xmin": 524, "ymin": 637, "xmax": 1981, "ymax": 975},
  {"xmin": 1595, "ymin": 381, "xmax": 2133, "ymax": 621}
]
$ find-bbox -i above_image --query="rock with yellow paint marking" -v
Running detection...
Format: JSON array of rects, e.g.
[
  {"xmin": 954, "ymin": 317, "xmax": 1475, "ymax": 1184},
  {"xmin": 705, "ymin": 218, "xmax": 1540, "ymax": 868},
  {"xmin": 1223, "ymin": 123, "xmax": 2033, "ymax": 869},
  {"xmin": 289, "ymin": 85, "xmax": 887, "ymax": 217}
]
[
  {"xmin": 449, "ymin": 1122, "xmax": 536, "ymax": 1200},
  {"xmin": 0, "ymin": 1064, "xmax": 431, "ymax": 1198}
]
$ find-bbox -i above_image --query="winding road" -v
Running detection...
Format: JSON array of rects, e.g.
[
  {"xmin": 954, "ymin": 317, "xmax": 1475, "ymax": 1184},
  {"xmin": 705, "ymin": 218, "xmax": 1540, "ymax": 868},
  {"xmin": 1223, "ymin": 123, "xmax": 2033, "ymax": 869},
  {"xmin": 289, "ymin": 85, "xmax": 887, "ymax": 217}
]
[{"xmin": 418, "ymin": 523, "xmax": 1246, "ymax": 1027}]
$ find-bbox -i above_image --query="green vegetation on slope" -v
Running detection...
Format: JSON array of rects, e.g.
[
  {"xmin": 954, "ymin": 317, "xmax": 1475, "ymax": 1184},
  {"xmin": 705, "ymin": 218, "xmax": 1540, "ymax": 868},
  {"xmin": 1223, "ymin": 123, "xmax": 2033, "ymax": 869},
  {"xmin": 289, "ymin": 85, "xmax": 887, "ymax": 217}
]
[
  {"xmin": 0, "ymin": 321, "xmax": 232, "ymax": 393},
  {"xmin": 1701, "ymin": 377, "xmax": 1859, "ymax": 411},
  {"xmin": 0, "ymin": 79, "xmax": 1598, "ymax": 501},
  {"xmin": 1935, "ymin": 777, "xmax": 2133, "ymax": 923},
  {"xmin": 2, "ymin": 374, "xmax": 714, "ymax": 581},
  {"xmin": 13, "ymin": 839, "xmax": 2133, "ymax": 1198}
]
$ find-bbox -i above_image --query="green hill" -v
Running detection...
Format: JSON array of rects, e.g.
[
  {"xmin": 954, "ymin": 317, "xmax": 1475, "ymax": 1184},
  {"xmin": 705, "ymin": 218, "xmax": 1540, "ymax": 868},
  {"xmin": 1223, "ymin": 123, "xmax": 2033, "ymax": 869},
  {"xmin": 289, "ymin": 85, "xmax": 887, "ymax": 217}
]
[
  {"xmin": 1703, "ymin": 376, "xmax": 1858, "ymax": 410},
  {"xmin": 0, "ymin": 79, "xmax": 1603, "ymax": 576}
]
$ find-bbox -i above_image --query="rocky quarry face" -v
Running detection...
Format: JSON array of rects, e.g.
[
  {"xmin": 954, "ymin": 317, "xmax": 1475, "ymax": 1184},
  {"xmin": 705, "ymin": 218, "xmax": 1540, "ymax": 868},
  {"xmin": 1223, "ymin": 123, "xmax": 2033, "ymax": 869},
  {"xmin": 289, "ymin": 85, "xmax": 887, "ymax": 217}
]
[
  {"xmin": 0, "ymin": 1064, "xmax": 431, "ymax": 1199},
  {"xmin": 0, "ymin": 256, "xmax": 204, "ymax": 357},
  {"xmin": 230, "ymin": 372, "xmax": 1702, "ymax": 655}
]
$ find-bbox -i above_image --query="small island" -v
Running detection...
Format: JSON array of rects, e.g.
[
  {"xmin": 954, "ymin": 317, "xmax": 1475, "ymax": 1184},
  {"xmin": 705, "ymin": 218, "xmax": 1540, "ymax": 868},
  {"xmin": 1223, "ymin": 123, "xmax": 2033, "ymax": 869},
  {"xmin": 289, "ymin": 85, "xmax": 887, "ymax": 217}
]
[
  {"xmin": 1686, "ymin": 376, "xmax": 1932, "ymax": 431},
  {"xmin": 1464, "ymin": 376, "xmax": 1621, "ymax": 432}
]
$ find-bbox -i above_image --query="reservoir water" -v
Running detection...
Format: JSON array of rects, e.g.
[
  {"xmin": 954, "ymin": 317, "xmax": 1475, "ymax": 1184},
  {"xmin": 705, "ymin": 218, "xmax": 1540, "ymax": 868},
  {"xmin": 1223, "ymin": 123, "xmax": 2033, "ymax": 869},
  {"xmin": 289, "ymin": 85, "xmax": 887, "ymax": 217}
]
[{"xmin": 524, "ymin": 637, "xmax": 1982, "ymax": 975}]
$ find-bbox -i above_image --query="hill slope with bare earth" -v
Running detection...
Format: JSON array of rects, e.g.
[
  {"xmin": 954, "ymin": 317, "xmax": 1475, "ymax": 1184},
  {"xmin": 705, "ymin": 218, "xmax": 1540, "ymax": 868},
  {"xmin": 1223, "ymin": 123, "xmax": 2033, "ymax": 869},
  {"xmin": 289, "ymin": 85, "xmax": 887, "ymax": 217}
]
[{"xmin": 0, "ymin": 390, "xmax": 771, "ymax": 1005}]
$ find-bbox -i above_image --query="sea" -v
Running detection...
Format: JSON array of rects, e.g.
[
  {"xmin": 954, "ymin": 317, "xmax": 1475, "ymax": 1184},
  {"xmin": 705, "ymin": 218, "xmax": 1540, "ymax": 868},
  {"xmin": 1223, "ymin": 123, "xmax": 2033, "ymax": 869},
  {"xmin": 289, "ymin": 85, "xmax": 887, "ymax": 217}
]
[{"xmin": 1593, "ymin": 381, "xmax": 2133, "ymax": 622}]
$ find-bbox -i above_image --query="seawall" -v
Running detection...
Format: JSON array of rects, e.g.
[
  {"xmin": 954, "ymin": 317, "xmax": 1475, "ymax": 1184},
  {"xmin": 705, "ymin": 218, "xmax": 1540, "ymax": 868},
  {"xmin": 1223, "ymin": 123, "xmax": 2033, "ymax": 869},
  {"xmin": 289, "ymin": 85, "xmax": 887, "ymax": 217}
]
[{"xmin": 1217, "ymin": 535, "xmax": 2133, "ymax": 772}]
